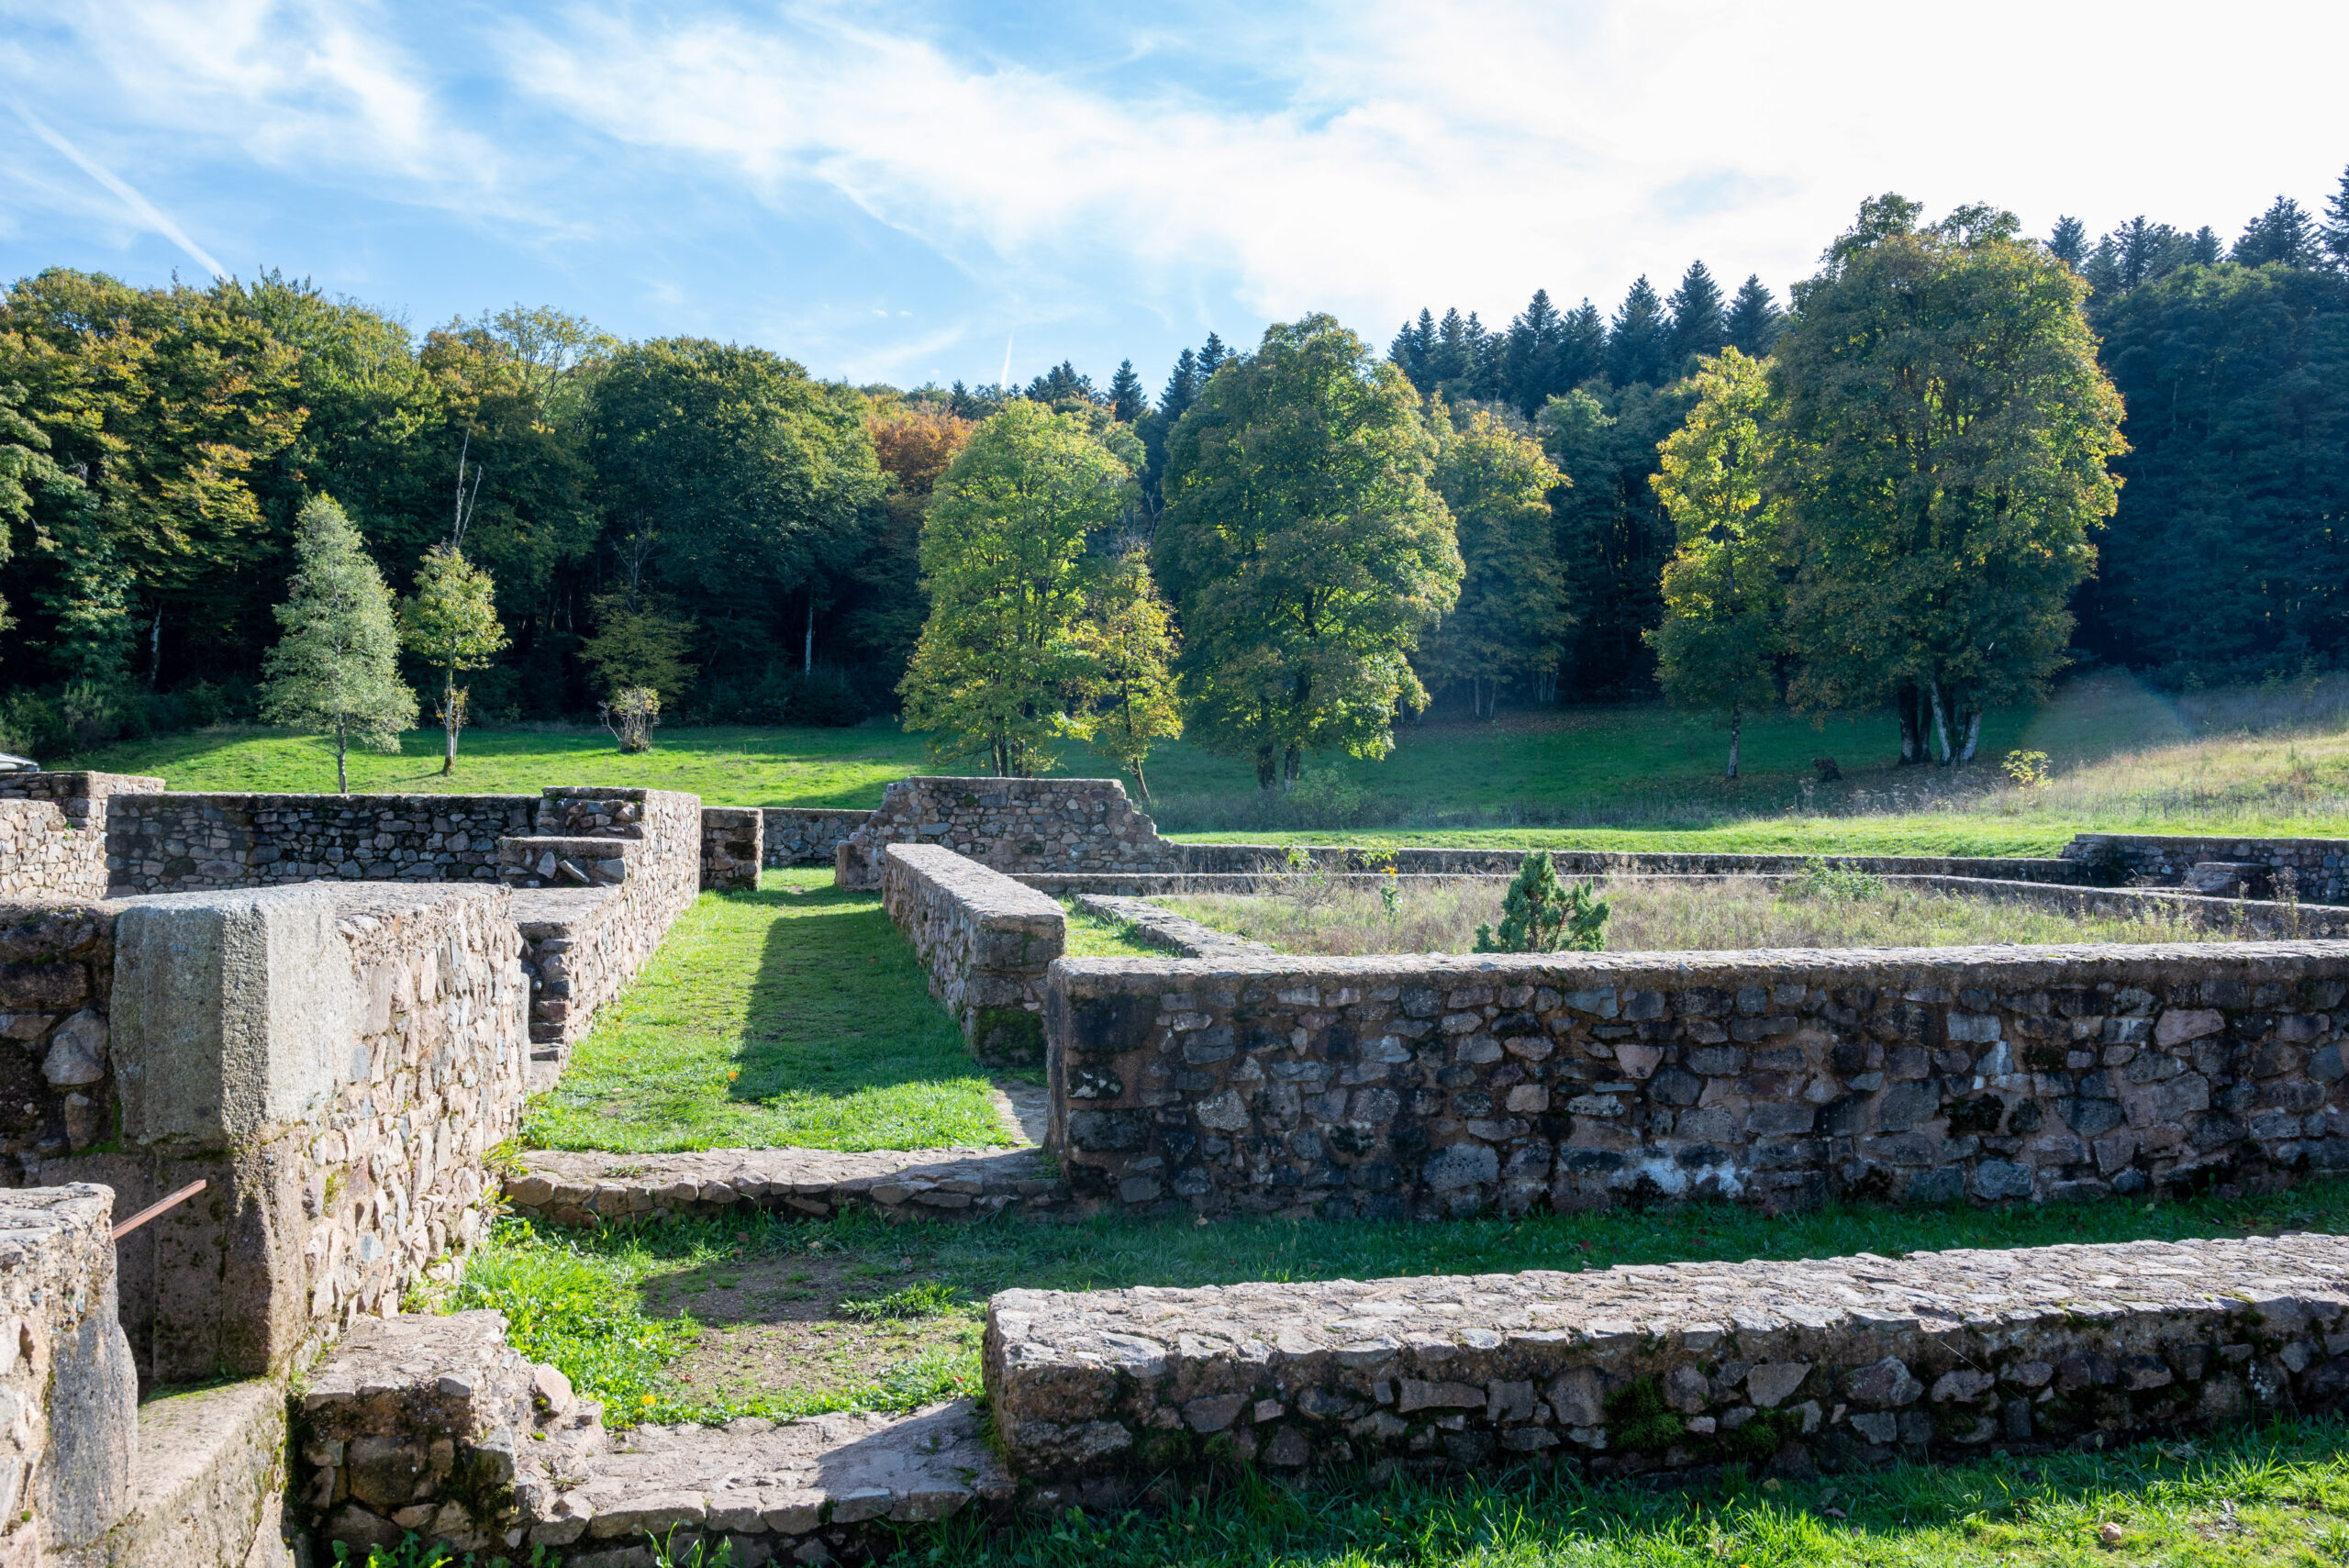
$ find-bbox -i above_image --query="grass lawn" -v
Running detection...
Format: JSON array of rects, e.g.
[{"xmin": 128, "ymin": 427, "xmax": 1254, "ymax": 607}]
[
  {"xmin": 66, "ymin": 670, "xmax": 2349, "ymax": 856},
  {"xmin": 1059, "ymin": 898, "xmax": 1172, "ymax": 959},
  {"xmin": 446, "ymin": 1182, "xmax": 2349, "ymax": 1563},
  {"xmin": 522, "ymin": 868, "xmax": 1007, "ymax": 1154}
]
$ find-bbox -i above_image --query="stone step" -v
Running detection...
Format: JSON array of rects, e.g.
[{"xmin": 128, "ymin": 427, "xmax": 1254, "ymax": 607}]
[
  {"xmin": 507, "ymin": 1146, "xmax": 1069, "ymax": 1226},
  {"xmin": 985, "ymin": 1231, "xmax": 2349, "ymax": 1496},
  {"xmin": 103, "ymin": 1379, "xmax": 292, "ymax": 1567}
]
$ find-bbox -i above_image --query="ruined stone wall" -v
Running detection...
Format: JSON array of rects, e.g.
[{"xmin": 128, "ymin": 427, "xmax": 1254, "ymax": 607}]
[
  {"xmin": 0, "ymin": 902, "xmax": 118, "ymax": 1167},
  {"xmin": 884, "ymin": 844, "xmax": 1063, "ymax": 1067},
  {"xmin": 1176, "ymin": 844, "xmax": 2087, "ymax": 884},
  {"xmin": 0, "ymin": 1184, "xmax": 139, "ymax": 1565},
  {"xmin": 1046, "ymin": 941, "xmax": 2349, "ymax": 1219},
  {"xmin": 700, "ymin": 807, "xmax": 763, "ymax": 891},
  {"xmin": 763, "ymin": 807, "xmax": 873, "ymax": 868},
  {"xmin": 0, "ymin": 770, "xmax": 162, "ymax": 829},
  {"xmin": 34, "ymin": 884, "xmax": 529, "ymax": 1386},
  {"xmin": 103, "ymin": 793, "xmax": 535, "ymax": 893},
  {"xmin": 2064, "ymin": 833, "xmax": 2349, "ymax": 903},
  {"xmin": 0, "ymin": 799, "xmax": 108, "ymax": 902},
  {"xmin": 839, "ymin": 778, "xmax": 1179, "ymax": 890},
  {"xmin": 986, "ymin": 1231, "xmax": 2349, "ymax": 1486}
]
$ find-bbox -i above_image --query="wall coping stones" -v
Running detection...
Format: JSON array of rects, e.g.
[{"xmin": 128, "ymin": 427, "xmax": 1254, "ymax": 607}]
[
  {"xmin": 884, "ymin": 843, "xmax": 1065, "ymax": 1067},
  {"xmin": 1073, "ymin": 894, "xmax": 1273, "ymax": 959},
  {"xmin": 506, "ymin": 1146, "xmax": 1068, "ymax": 1226},
  {"xmin": 985, "ymin": 1230, "xmax": 2349, "ymax": 1485},
  {"xmin": 104, "ymin": 1378, "xmax": 292, "ymax": 1568}
]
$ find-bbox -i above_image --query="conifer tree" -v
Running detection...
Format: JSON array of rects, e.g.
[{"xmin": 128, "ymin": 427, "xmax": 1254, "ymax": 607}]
[
  {"xmin": 1108, "ymin": 360, "xmax": 1145, "ymax": 424},
  {"xmin": 2233, "ymin": 197, "xmax": 2318, "ymax": 267},
  {"xmin": 1502, "ymin": 289, "xmax": 1567, "ymax": 414},
  {"xmin": 1559, "ymin": 300, "xmax": 1607, "ymax": 386},
  {"xmin": 260, "ymin": 495, "xmax": 417, "ymax": 794},
  {"xmin": 1160, "ymin": 349, "xmax": 1202, "ymax": 422},
  {"xmin": 2047, "ymin": 216, "xmax": 2087, "ymax": 269},
  {"xmin": 1722, "ymin": 276, "xmax": 1784, "ymax": 356},
  {"xmin": 2190, "ymin": 226, "xmax": 2224, "ymax": 266},
  {"xmin": 1665, "ymin": 261, "xmax": 1728, "ymax": 367},
  {"xmin": 1390, "ymin": 309, "xmax": 1441, "ymax": 392},
  {"xmin": 1606, "ymin": 277, "xmax": 1672, "ymax": 387},
  {"xmin": 2321, "ymin": 164, "xmax": 2349, "ymax": 271},
  {"xmin": 1197, "ymin": 332, "xmax": 1230, "ymax": 377}
]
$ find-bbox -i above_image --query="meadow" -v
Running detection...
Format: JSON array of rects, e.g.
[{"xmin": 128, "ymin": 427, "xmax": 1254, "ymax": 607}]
[{"xmin": 68, "ymin": 670, "xmax": 2349, "ymax": 858}]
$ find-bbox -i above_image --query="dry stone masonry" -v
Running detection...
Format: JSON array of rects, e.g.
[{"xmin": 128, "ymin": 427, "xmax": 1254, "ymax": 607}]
[
  {"xmin": 504, "ymin": 1146, "xmax": 1068, "ymax": 1227},
  {"xmin": 698, "ymin": 806, "xmax": 763, "ymax": 891},
  {"xmin": 0, "ymin": 903, "xmax": 120, "ymax": 1162},
  {"xmin": 883, "ymin": 842, "xmax": 1065, "ymax": 1066},
  {"xmin": 1074, "ymin": 894, "xmax": 1274, "ymax": 959},
  {"xmin": 761, "ymin": 807, "xmax": 874, "ymax": 869},
  {"xmin": 2065, "ymin": 833, "xmax": 2349, "ymax": 905},
  {"xmin": 0, "ymin": 800, "xmax": 109, "ymax": 903},
  {"xmin": 985, "ymin": 1231, "xmax": 2349, "ymax": 1488},
  {"xmin": 1046, "ymin": 941, "xmax": 2349, "ymax": 1219},
  {"xmin": 837, "ymin": 777, "xmax": 1180, "ymax": 890}
]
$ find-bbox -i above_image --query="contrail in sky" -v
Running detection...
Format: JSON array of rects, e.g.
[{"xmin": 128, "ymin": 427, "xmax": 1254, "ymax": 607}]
[{"xmin": 11, "ymin": 100, "xmax": 227, "ymax": 278}]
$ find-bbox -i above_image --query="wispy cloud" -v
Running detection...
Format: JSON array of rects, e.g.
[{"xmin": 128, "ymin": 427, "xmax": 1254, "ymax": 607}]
[{"xmin": 11, "ymin": 98, "xmax": 226, "ymax": 276}]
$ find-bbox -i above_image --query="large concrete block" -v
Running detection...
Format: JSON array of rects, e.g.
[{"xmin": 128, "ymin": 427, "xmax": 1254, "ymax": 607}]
[{"xmin": 110, "ymin": 886, "xmax": 358, "ymax": 1150}]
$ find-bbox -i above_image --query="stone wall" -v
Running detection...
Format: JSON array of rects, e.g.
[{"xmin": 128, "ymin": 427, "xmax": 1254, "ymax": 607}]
[
  {"xmin": 1045, "ymin": 941, "xmax": 2349, "ymax": 1219},
  {"xmin": 838, "ymin": 778, "xmax": 1179, "ymax": 890},
  {"xmin": 36, "ymin": 884, "xmax": 529, "ymax": 1386},
  {"xmin": 2064, "ymin": 833, "xmax": 2349, "ymax": 904},
  {"xmin": 763, "ymin": 807, "xmax": 873, "ymax": 869},
  {"xmin": 883, "ymin": 844, "xmax": 1063, "ymax": 1067},
  {"xmin": 0, "ymin": 799, "xmax": 108, "ymax": 902},
  {"xmin": 1176, "ymin": 844, "xmax": 2087, "ymax": 884},
  {"xmin": 986, "ymin": 1231, "xmax": 2349, "ymax": 1486},
  {"xmin": 700, "ymin": 807, "xmax": 763, "ymax": 891},
  {"xmin": 0, "ymin": 903, "xmax": 118, "ymax": 1166},
  {"xmin": 101, "ymin": 793, "xmax": 534, "ymax": 893},
  {"xmin": 0, "ymin": 770, "xmax": 162, "ymax": 830},
  {"xmin": 0, "ymin": 1184, "xmax": 139, "ymax": 1565}
]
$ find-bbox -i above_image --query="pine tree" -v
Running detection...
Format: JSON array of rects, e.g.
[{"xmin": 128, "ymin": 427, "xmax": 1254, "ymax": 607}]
[
  {"xmin": 260, "ymin": 495, "xmax": 417, "ymax": 794},
  {"xmin": 2190, "ymin": 226, "xmax": 2223, "ymax": 266},
  {"xmin": 2233, "ymin": 196, "xmax": 2318, "ymax": 267},
  {"xmin": 398, "ymin": 543, "xmax": 507, "ymax": 774},
  {"xmin": 1559, "ymin": 300, "xmax": 1607, "ymax": 386},
  {"xmin": 1108, "ymin": 360, "xmax": 1145, "ymax": 423},
  {"xmin": 1665, "ymin": 261, "xmax": 1728, "ymax": 367},
  {"xmin": 2047, "ymin": 216, "xmax": 2087, "ymax": 269},
  {"xmin": 1433, "ymin": 308, "xmax": 1475, "ymax": 387},
  {"xmin": 1390, "ymin": 309, "xmax": 1440, "ymax": 392},
  {"xmin": 1160, "ymin": 348, "xmax": 1202, "ymax": 421},
  {"xmin": 1198, "ymin": 332, "xmax": 1230, "ymax": 377},
  {"xmin": 1502, "ymin": 289, "xmax": 1566, "ymax": 415},
  {"xmin": 1472, "ymin": 851, "xmax": 1608, "ymax": 952},
  {"xmin": 1606, "ymin": 276, "xmax": 1672, "ymax": 387},
  {"xmin": 2322, "ymin": 164, "xmax": 2349, "ymax": 271},
  {"xmin": 1722, "ymin": 276, "xmax": 1785, "ymax": 356}
]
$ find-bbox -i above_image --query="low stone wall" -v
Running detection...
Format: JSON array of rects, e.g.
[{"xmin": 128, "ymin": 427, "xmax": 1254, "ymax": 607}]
[
  {"xmin": 37, "ymin": 883, "xmax": 529, "ymax": 1386},
  {"xmin": 1073, "ymin": 893, "xmax": 1273, "ymax": 960},
  {"xmin": 883, "ymin": 844, "xmax": 1063, "ymax": 1067},
  {"xmin": 505, "ymin": 1145, "xmax": 1068, "ymax": 1227},
  {"xmin": 985, "ymin": 1231, "xmax": 2349, "ymax": 1486},
  {"xmin": 101, "ymin": 792, "xmax": 535, "ymax": 893},
  {"xmin": 0, "ymin": 769, "xmax": 163, "ymax": 829},
  {"xmin": 1175, "ymin": 843, "xmax": 2087, "ymax": 884},
  {"xmin": 2065, "ymin": 833, "xmax": 2349, "ymax": 904},
  {"xmin": 763, "ymin": 807, "xmax": 873, "ymax": 868},
  {"xmin": 0, "ymin": 902, "xmax": 119, "ymax": 1166},
  {"xmin": 1046, "ymin": 941, "xmax": 2349, "ymax": 1219},
  {"xmin": 839, "ymin": 777, "xmax": 1179, "ymax": 890},
  {"xmin": 0, "ymin": 798, "xmax": 108, "ymax": 902},
  {"xmin": 700, "ymin": 806, "xmax": 763, "ymax": 890},
  {"xmin": 0, "ymin": 1184, "xmax": 139, "ymax": 1565}
]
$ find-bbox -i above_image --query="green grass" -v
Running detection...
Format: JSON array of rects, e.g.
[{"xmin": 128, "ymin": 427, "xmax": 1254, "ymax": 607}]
[
  {"xmin": 1059, "ymin": 899, "xmax": 1169, "ymax": 958},
  {"xmin": 523, "ymin": 868, "xmax": 1007, "ymax": 1153}
]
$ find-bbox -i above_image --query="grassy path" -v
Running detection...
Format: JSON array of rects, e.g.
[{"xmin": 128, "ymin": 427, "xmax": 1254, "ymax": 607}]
[{"xmin": 524, "ymin": 868, "xmax": 1005, "ymax": 1153}]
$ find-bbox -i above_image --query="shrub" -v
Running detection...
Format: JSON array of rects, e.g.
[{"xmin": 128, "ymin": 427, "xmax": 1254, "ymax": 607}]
[
  {"xmin": 1474, "ymin": 851, "xmax": 1609, "ymax": 953},
  {"xmin": 1787, "ymin": 857, "xmax": 1887, "ymax": 902}
]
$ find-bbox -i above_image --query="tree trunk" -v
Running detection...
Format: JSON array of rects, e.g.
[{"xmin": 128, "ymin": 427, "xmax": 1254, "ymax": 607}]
[
  {"xmin": 1255, "ymin": 748, "xmax": 1277, "ymax": 791},
  {"xmin": 1928, "ymin": 679, "xmax": 1953, "ymax": 765},
  {"xmin": 441, "ymin": 671, "xmax": 457, "ymax": 775},
  {"xmin": 1960, "ymin": 708, "xmax": 1984, "ymax": 763},
  {"xmin": 1283, "ymin": 746, "xmax": 1303, "ymax": 787},
  {"xmin": 1726, "ymin": 704, "xmax": 1742, "ymax": 779},
  {"xmin": 804, "ymin": 589, "xmax": 815, "ymax": 673},
  {"xmin": 335, "ymin": 722, "xmax": 350, "ymax": 795},
  {"xmin": 148, "ymin": 605, "xmax": 162, "ymax": 687},
  {"xmin": 1895, "ymin": 683, "xmax": 1921, "ymax": 764},
  {"xmin": 1130, "ymin": 763, "xmax": 1151, "ymax": 804}
]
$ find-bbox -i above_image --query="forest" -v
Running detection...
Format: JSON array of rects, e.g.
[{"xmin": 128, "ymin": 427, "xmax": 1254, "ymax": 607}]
[{"xmin": 0, "ymin": 167, "xmax": 2343, "ymax": 784}]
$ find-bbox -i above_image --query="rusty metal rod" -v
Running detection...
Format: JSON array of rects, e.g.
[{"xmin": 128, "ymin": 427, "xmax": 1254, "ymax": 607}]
[{"xmin": 111, "ymin": 1180, "xmax": 206, "ymax": 1240}]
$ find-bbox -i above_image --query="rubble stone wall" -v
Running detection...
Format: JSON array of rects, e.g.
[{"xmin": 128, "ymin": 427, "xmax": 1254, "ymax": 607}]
[
  {"xmin": 0, "ymin": 798, "xmax": 109, "ymax": 902},
  {"xmin": 101, "ymin": 792, "xmax": 536, "ymax": 894},
  {"xmin": 1175, "ymin": 843, "xmax": 2086, "ymax": 884},
  {"xmin": 883, "ymin": 844, "xmax": 1063, "ymax": 1067},
  {"xmin": 37, "ymin": 884, "xmax": 529, "ymax": 1386},
  {"xmin": 0, "ymin": 770, "xmax": 163, "ymax": 829},
  {"xmin": 2065, "ymin": 833, "xmax": 2349, "ymax": 904},
  {"xmin": 0, "ymin": 902, "xmax": 119, "ymax": 1165},
  {"xmin": 839, "ymin": 778, "xmax": 1179, "ymax": 890},
  {"xmin": 985, "ymin": 1231, "xmax": 2349, "ymax": 1486},
  {"xmin": 1046, "ymin": 941, "xmax": 2349, "ymax": 1219},
  {"xmin": 0, "ymin": 1184, "xmax": 138, "ymax": 1565},
  {"xmin": 700, "ymin": 807, "xmax": 763, "ymax": 891},
  {"xmin": 763, "ymin": 807, "xmax": 874, "ymax": 868}
]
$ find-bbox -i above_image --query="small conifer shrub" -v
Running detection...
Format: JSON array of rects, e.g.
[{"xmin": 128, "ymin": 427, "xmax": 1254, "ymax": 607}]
[{"xmin": 1474, "ymin": 851, "xmax": 1609, "ymax": 953}]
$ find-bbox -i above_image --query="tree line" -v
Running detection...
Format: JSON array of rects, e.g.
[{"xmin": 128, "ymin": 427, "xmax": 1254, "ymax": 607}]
[{"xmin": 0, "ymin": 165, "xmax": 2343, "ymax": 778}]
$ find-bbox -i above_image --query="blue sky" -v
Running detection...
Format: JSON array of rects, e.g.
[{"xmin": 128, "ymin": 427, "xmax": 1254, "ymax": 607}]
[{"xmin": 4, "ymin": 1, "xmax": 2344, "ymax": 395}]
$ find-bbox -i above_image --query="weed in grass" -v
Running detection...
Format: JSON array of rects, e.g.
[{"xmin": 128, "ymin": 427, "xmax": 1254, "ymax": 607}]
[
  {"xmin": 525, "ymin": 869, "xmax": 1006, "ymax": 1153},
  {"xmin": 836, "ymin": 1281, "xmax": 963, "ymax": 1320},
  {"xmin": 331, "ymin": 1534, "xmax": 558, "ymax": 1567},
  {"xmin": 1058, "ymin": 902, "xmax": 1165, "ymax": 959}
]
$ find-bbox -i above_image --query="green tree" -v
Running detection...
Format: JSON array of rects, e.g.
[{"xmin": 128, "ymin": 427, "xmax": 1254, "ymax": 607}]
[
  {"xmin": 1645, "ymin": 348, "xmax": 1786, "ymax": 776},
  {"xmin": 1666, "ymin": 261, "xmax": 1728, "ymax": 367},
  {"xmin": 1606, "ymin": 276, "xmax": 1673, "ymax": 388},
  {"xmin": 1722, "ymin": 275, "xmax": 1785, "ymax": 357},
  {"xmin": 399, "ymin": 543, "xmax": 507, "ymax": 773},
  {"xmin": 1078, "ymin": 550, "xmax": 1183, "ymax": 801},
  {"xmin": 1473, "ymin": 851, "xmax": 1609, "ymax": 952},
  {"xmin": 898, "ymin": 401, "xmax": 1135, "ymax": 776},
  {"xmin": 1773, "ymin": 195, "xmax": 2125, "ymax": 764},
  {"xmin": 1414, "ymin": 404, "xmax": 1569, "ymax": 717},
  {"xmin": 260, "ymin": 496, "xmax": 416, "ymax": 793},
  {"xmin": 1156, "ymin": 315, "xmax": 1462, "ymax": 790},
  {"xmin": 0, "ymin": 380, "xmax": 80, "ymax": 638},
  {"xmin": 1537, "ymin": 381, "xmax": 1698, "ymax": 695}
]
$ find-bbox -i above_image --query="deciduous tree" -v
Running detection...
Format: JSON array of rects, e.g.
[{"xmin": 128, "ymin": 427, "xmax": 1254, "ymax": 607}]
[
  {"xmin": 1414, "ymin": 404, "xmax": 1569, "ymax": 717},
  {"xmin": 1156, "ymin": 315, "xmax": 1461, "ymax": 789},
  {"xmin": 1078, "ymin": 550, "xmax": 1183, "ymax": 801},
  {"xmin": 399, "ymin": 543, "xmax": 507, "ymax": 773},
  {"xmin": 260, "ymin": 496, "xmax": 416, "ymax": 793}
]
